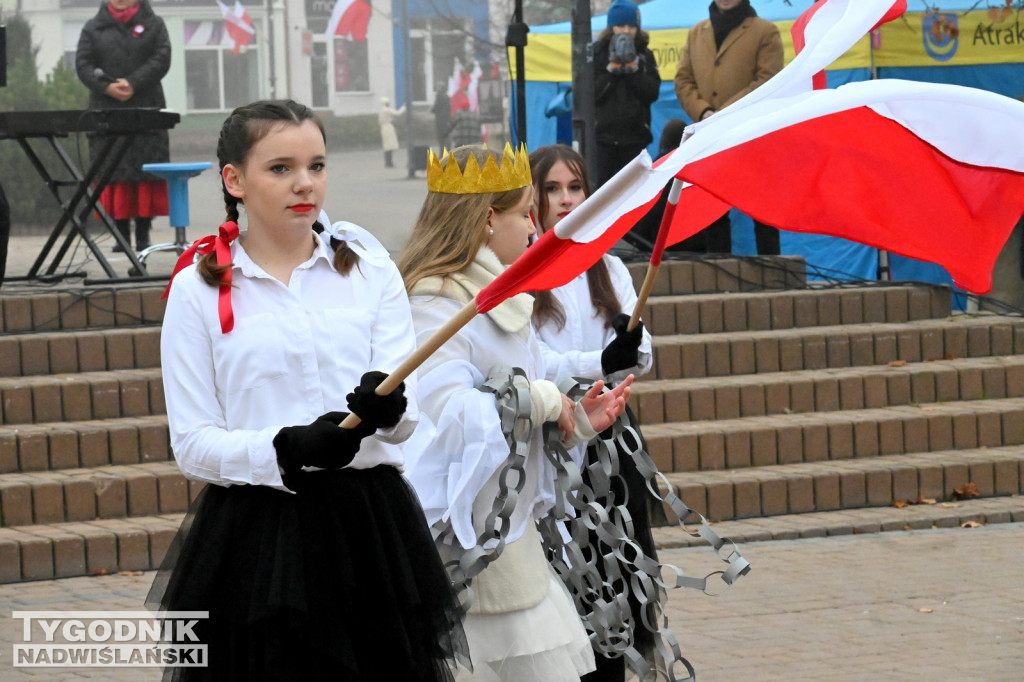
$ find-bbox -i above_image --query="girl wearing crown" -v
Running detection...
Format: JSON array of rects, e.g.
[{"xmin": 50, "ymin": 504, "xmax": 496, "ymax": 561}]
[
  {"xmin": 149, "ymin": 99, "xmax": 465, "ymax": 680},
  {"xmin": 398, "ymin": 144, "xmax": 634, "ymax": 681},
  {"xmin": 529, "ymin": 144, "xmax": 658, "ymax": 682}
]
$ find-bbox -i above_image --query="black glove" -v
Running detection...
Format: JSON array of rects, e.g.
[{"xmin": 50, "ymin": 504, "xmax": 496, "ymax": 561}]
[
  {"xmin": 273, "ymin": 411, "xmax": 375, "ymax": 475},
  {"xmin": 601, "ymin": 313, "xmax": 644, "ymax": 375},
  {"xmin": 346, "ymin": 370, "xmax": 407, "ymax": 431}
]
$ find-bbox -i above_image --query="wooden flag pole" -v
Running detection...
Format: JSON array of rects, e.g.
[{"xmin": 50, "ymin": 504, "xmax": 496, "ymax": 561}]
[
  {"xmin": 628, "ymin": 263, "xmax": 661, "ymax": 332},
  {"xmin": 627, "ymin": 178, "xmax": 683, "ymax": 333},
  {"xmin": 341, "ymin": 299, "xmax": 479, "ymax": 429}
]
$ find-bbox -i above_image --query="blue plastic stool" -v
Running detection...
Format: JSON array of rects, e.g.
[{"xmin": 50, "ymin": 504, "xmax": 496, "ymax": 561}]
[{"xmin": 138, "ymin": 162, "xmax": 213, "ymax": 265}]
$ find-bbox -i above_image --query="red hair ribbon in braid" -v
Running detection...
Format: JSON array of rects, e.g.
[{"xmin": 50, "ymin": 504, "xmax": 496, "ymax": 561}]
[{"xmin": 162, "ymin": 220, "xmax": 240, "ymax": 334}]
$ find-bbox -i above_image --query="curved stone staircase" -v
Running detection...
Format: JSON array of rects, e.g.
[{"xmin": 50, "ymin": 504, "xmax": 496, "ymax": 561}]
[{"xmin": 0, "ymin": 256, "xmax": 1021, "ymax": 582}]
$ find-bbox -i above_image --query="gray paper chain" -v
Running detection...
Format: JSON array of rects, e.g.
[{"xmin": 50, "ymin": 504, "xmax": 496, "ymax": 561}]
[
  {"xmin": 431, "ymin": 366, "xmax": 750, "ymax": 681},
  {"xmin": 431, "ymin": 364, "xmax": 533, "ymax": 613},
  {"xmin": 536, "ymin": 378, "xmax": 751, "ymax": 682}
]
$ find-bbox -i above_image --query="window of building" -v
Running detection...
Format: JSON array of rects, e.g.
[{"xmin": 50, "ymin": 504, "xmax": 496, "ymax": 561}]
[
  {"xmin": 310, "ymin": 41, "xmax": 329, "ymax": 108},
  {"xmin": 183, "ymin": 20, "xmax": 260, "ymax": 111},
  {"xmin": 409, "ymin": 32, "xmax": 428, "ymax": 103},
  {"xmin": 430, "ymin": 21, "xmax": 470, "ymax": 96},
  {"xmin": 333, "ymin": 37, "xmax": 369, "ymax": 93}
]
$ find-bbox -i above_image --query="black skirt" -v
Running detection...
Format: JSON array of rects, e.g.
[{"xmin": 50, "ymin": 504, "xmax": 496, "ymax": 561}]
[{"xmin": 147, "ymin": 466, "xmax": 466, "ymax": 682}]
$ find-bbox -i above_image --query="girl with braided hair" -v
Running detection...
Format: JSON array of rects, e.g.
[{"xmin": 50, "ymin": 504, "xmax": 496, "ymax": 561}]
[{"xmin": 149, "ymin": 99, "xmax": 465, "ymax": 681}]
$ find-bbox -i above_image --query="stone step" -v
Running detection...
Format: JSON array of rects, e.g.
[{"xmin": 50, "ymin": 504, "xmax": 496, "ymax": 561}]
[
  {"xmin": 647, "ymin": 314, "xmax": 1024, "ymax": 380},
  {"xmin": 3, "ymin": 492, "xmax": 1023, "ymax": 584},
  {"xmin": 0, "ymin": 460, "xmax": 199, "ymax": 528},
  {"xmin": 0, "ymin": 287, "xmax": 166, "ymax": 334},
  {"xmin": 641, "ymin": 284, "xmax": 951, "ymax": 337},
  {"xmin": 0, "ymin": 513, "xmax": 186, "ymax": 583},
  {"xmin": 651, "ymin": 494, "xmax": 1024, "ymax": 549},
  {"xmin": 0, "ymin": 415, "xmax": 171, "ymax": 474},
  {"xmin": 0, "ymin": 326, "xmax": 161, "ymax": 378},
  {"xmin": 630, "ymin": 355, "xmax": 1024, "ymax": 425},
  {"xmin": 642, "ymin": 397, "xmax": 1024, "ymax": 474},
  {"xmin": 0, "ymin": 368, "xmax": 165, "ymax": 426},
  {"xmin": 626, "ymin": 255, "xmax": 808, "ymax": 297},
  {"xmin": 659, "ymin": 445, "xmax": 1024, "ymax": 523}
]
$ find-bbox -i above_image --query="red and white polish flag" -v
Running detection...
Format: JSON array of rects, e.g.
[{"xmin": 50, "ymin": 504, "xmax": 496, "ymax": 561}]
[
  {"xmin": 216, "ymin": 0, "xmax": 254, "ymax": 55},
  {"xmin": 477, "ymin": 152, "xmax": 685, "ymax": 313},
  {"xmin": 674, "ymin": 79, "xmax": 1024, "ymax": 294},
  {"xmin": 789, "ymin": 0, "xmax": 907, "ymax": 92},
  {"xmin": 326, "ymin": 0, "xmax": 372, "ymax": 42},
  {"xmin": 478, "ymin": 0, "xmax": 1023, "ymax": 306},
  {"xmin": 666, "ymin": 0, "xmax": 1024, "ymax": 293}
]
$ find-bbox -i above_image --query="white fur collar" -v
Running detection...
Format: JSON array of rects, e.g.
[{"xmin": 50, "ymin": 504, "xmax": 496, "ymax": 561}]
[{"xmin": 412, "ymin": 246, "xmax": 534, "ymax": 337}]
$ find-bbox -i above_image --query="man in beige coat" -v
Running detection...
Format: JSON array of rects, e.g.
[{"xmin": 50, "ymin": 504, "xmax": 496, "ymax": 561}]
[{"xmin": 674, "ymin": 0, "xmax": 784, "ymax": 254}]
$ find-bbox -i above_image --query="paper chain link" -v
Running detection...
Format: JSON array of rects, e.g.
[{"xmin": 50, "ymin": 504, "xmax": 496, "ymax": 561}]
[{"xmin": 432, "ymin": 365, "xmax": 751, "ymax": 681}]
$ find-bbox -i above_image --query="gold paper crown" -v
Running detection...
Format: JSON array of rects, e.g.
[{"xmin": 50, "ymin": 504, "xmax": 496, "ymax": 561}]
[{"xmin": 427, "ymin": 143, "xmax": 532, "ymax": 194}]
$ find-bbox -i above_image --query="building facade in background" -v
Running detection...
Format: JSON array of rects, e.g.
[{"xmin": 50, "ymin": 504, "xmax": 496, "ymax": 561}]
[{"xmin": 2, "ymin": 0, "xmax": 500, "ymax": 120}]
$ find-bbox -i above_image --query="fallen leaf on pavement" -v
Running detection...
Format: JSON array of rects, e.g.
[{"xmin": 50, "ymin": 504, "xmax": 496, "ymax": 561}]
[
  {"xmin": 960, "ymin": 520, "xmax": 983, "ymax": 528},
  {"xmin": 953, "ymin": 482, "xmax": 981, "ymax": 500}
]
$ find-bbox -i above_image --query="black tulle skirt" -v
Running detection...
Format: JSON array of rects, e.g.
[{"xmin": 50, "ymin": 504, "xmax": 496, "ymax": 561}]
[{"xmin": 147, "ymin": 466, "xmax": 466, "ymax": 682}]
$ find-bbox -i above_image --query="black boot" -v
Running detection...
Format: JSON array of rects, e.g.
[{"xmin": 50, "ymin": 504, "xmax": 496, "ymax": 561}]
[
  {"xmin": 112, "ymin": 219, "xmax": 131, "ymax": 253},
  {"xmin": 384, "ymin": 150, "xmax": 393, "ymax": 168},
  {"xmin": 135, "ymin": 218, "xmax": 152, "ymax": 251}
]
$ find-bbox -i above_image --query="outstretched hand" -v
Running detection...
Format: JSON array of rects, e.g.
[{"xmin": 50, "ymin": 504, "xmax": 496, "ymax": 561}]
[{"xmin": 581, "ymin": 375, "xmax": 634, "ymax": 434}]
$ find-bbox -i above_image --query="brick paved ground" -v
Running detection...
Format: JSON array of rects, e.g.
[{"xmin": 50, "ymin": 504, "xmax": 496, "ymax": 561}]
[
  {"xmin": 666, "ymin": 523, "xmax": 1024, "ymax": 681},
  {"xmin": 0, "ymin": 522, "xmax": 1020, "ymax": 681}
]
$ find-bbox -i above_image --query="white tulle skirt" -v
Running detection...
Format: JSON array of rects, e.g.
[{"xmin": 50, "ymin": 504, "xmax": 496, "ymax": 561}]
[{"xmin": 454, "ymin": 568, "xmax": 595, "ymax": 682}]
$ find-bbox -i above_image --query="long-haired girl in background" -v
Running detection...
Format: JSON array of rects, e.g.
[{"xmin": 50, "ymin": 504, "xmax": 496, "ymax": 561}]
[{"xmin": 530, "ymin": 143, "xmax": 658, "ymax": 682}]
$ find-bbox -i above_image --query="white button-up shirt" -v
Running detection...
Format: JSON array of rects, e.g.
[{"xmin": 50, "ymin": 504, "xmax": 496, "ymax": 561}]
[
  {"xmin": 160, "ymin": 227, "xmax": 418, "ymax": 490},
  {"xmin": 533, "ymin": 255, "xmax": 653, "ymax": 383}
]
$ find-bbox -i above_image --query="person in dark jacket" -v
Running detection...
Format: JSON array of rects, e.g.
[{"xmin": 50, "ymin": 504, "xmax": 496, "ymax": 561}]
[
  {"xmin": 628, "ymin": 118, "xmax": 711, "ymax": 253},
  {"xmin": 593, "ymin": 0, "xmax": 661, "ymax": 188},
  {"xmin": 76, "ymin": 0, "xmax": 171, "ymax": 253},
  {"xmin": 431, "ymin": 83, "xmax": 451, "ymax": 150}
]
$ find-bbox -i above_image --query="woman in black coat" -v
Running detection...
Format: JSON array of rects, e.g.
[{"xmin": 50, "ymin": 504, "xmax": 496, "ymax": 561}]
[
  {"xmin": 593, "ymin": 0, "xmax": 662, "ymax": 189},
  {"xmin": 76, "ymin": 0, "xmax": 171, "ymax": 253}
]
